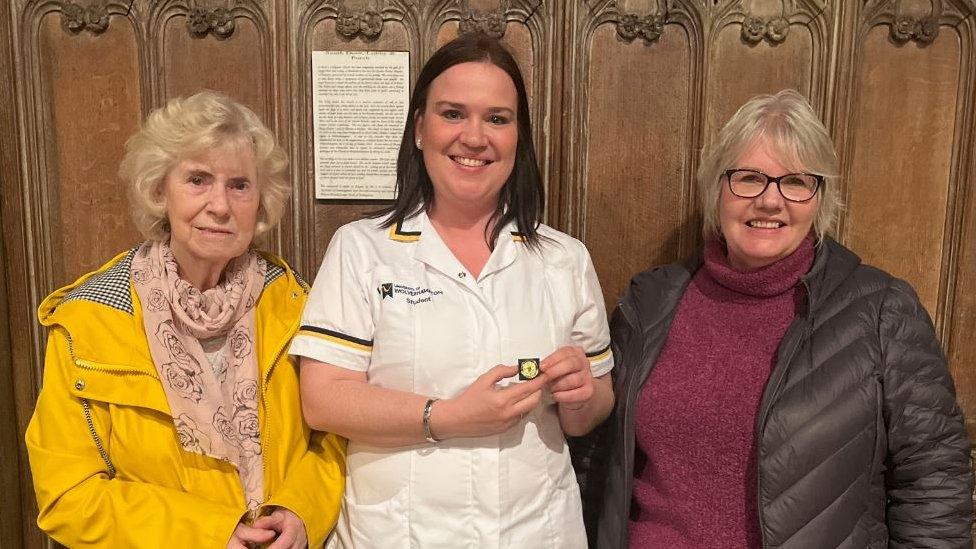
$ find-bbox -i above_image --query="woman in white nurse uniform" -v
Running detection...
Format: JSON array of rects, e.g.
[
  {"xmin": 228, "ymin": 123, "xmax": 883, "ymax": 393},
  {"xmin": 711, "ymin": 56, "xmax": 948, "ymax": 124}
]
[{"xmin": 290, "ymin": 33, "xmax": 614, "ymax": 548}]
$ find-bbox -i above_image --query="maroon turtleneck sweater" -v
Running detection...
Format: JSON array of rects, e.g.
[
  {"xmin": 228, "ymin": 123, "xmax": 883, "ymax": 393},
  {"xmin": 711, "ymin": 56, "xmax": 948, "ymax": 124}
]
[{"xmin": 628, "ymin": 235, "xmax": 815, "ymax": 548}]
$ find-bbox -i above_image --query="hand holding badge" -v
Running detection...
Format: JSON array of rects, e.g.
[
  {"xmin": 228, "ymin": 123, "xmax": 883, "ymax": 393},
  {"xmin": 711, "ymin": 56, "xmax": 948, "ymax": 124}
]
[
  {"xmin": 433, "ymin": 363, "xmax": 549, "ymax": 439},
  {"xmin": 537, "ymin": 346, "xmax": 594, "ymax": 409}
]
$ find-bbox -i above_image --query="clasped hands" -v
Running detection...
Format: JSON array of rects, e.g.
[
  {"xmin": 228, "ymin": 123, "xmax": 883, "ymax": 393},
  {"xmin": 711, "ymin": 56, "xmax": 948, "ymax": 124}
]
[
  {"xmin": 429, "ymin": 346, "xmax": 594, "ymax": 439},
  {"xmin": 227, "ymin": 507, "xmax": 307, "ymax": 549}
]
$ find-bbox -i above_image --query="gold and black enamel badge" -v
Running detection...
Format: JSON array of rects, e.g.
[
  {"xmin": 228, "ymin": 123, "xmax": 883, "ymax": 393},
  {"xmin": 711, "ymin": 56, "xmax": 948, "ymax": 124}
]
[{"xmin": 518, "ymin": 358, "xmax": 540, "ymax": 380}]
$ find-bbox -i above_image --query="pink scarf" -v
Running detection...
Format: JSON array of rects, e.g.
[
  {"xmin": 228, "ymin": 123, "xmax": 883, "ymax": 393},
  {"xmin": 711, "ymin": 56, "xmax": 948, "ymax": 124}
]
[{"xmin": 131, "ymin": 240, "xmax": 266, "ymax": 510}]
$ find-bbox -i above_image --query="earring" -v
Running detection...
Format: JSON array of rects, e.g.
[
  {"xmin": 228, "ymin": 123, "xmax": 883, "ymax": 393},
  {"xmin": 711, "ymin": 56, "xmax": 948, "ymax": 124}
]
[{"xmin": 416, "ymin": 138, "xmax": 422, "ymax": 150}]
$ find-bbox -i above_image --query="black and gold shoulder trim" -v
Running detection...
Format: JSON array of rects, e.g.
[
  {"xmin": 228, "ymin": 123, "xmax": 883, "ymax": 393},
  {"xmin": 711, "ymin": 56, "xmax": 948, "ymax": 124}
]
[
  {"xmin": 586, "ymin": 344, "xmax": 611, "ymax": 363},
  {"xmin": 298, "ymin": 325, "xmax": 373, "ymax": 353},
  {"xmin": 388, "ymin": 220, "xmax": 421, "ymax": 243}
]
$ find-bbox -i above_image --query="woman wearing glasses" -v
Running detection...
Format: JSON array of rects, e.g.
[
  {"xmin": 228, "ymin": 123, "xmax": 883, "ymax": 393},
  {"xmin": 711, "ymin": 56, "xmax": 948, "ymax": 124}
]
[{"xmin": 574, "ymin": 90, "xmax": 972, "ymax": 548}]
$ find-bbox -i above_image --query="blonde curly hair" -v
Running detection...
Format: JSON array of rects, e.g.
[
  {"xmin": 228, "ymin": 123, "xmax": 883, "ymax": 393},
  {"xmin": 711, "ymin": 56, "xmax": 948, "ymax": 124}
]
[{"xmin": 120, "ymin": 91, "xmax": 289, "ymax": 240}]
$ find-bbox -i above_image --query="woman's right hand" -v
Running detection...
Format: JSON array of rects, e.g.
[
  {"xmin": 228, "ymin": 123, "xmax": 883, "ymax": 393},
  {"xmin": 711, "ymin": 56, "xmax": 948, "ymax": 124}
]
[
  {"xmin": 431, "ymin": 365, "xmax": 547, "ymax": 439},
  {"xmin": 226, "ymin": 521, "xmax": 277, "ymax": 549}
]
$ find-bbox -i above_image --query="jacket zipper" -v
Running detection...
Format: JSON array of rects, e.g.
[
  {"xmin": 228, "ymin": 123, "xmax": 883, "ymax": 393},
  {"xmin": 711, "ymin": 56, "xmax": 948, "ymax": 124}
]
[
  {"xmin": 257, "ymin": 320, "xmax": 299, "ymax": 510},
  {"xmin": 66, "ymin": 334, "xmax": 151, "ymax": 479},
  {"xmin": 67, "ymin": 334, "xmax": 153, "ymax": 377},
  {"xmin": 619, "ymin": 294, "xmax": 682, "ymax": 546},
  {"xmin": 754, "ymin": 283, "xmax": 811, "ymax": 548},
  {"xmin": 618, "ymin": 299, "xmax": 640, "ymax": 510},
  {"xmin": 62, "ymin": 291, "xmax": 301, "ymax": 514},
  {"xmin": 617, "ymin": 271, "xmax": 693, "ymax": 547},
  {"xmin": 81, "ymin": 398, "xmax": 116, "ymax": 478}
]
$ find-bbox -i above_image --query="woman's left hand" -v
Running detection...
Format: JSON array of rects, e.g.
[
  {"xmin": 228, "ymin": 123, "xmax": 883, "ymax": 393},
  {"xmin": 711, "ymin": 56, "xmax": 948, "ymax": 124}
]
[
  {"xmin": 251, "ymin": 508, "xmax": 308, "ymax": 549},
  {"xmin": 541, "ymin": 346, "xmax": 594, "ymax": 409}
]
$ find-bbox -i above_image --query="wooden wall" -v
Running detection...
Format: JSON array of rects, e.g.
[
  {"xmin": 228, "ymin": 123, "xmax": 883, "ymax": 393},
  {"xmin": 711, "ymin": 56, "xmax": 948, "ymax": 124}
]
[{"xmin": 1, "ymin": 0, "xmax": 974, "ymax": 546}]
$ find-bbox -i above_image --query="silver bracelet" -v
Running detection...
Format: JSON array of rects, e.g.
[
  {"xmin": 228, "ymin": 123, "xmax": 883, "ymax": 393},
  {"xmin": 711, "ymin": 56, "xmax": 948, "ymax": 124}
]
[{"xmin": 423, "ymin": 398, "xmax": 440, "ymax": 444}]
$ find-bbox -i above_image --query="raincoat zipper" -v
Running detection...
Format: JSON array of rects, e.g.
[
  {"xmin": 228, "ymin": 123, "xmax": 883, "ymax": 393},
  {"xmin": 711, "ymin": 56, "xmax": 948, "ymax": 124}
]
[
  {"xmin": 67, "ymin": 334, "xmax": 151, "ymax": 479},
  {"xmin": 257, "ymin": 319, "xmax": 300, "ymax": 512},
  {"xmin": 81, "ymin": 399, "xmax": 116, "ymax": 478}
]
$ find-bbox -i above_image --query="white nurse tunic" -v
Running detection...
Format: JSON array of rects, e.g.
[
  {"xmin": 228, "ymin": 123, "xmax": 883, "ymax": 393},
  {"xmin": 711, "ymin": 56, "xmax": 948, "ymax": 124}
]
[{"xmin": 289, "ymin": 212, "xmax": 613, "ymax": 549}]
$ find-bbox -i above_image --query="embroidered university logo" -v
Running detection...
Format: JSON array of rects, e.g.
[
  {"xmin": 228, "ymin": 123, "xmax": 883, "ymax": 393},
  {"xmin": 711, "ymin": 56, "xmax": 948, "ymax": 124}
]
[{"xmin": 377, "ymin": 282, "xmax": 443, "ymax": 305}]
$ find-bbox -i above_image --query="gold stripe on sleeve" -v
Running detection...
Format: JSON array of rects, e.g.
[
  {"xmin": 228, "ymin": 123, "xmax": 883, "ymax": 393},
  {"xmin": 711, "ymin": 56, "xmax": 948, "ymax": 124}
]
[
  {"xmin": 298, "ymin": 327, "xmax": 373, "ymax": 353},
  {"xmin": 585, "ymin": 344, "xmax": 611, "ymax": 363}
]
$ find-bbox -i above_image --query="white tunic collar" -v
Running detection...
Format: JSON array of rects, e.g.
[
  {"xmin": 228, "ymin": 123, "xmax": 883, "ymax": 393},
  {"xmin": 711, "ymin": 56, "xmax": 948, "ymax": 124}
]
[{"xmin": 389, "ymin": 211, "xmax": 525, "ymax": 282}]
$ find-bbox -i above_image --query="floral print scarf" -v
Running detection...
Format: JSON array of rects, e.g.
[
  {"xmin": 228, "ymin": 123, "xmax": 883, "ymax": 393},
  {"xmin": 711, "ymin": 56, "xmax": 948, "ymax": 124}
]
[{"xmin": 131, "ymin": 240, "xmax": 267, "ymax": 510}]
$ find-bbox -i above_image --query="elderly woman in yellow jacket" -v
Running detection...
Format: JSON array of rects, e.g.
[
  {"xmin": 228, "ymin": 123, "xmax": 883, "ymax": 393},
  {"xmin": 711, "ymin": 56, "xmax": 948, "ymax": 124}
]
[{"xmin": 25, "ymin": 91, "xmax": 345, "ymax": 548}]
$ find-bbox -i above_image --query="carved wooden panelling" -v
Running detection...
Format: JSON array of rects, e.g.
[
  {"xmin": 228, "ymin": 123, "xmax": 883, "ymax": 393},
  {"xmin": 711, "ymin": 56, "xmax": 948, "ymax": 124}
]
[
  {"xmin": 834, "ymin": 0, "xmax": 976, "ymax": 440},
  {"xmin": 160, "ymin": 10, "xmax": 270, "ymax": 119},
  {"xmin": 0, "ymin": 215, "xmax": 24, "ymax": 548},
  {"xmin": 583, "ymin": 23, "xmax": 693, "ymax": 308},
  {"xmin": 948, "ymin": 112, "xmax": 976, "ymax": 438},
  {"xmin": 844, "ymin": 29, "xmax": 961, "ymax": 317},
  {"xmin": 0, "ymin": 4, "xmax": 27, "ymax": 543},
  {"xmin": 42, "ymin": 13, "xmax": 144, "ymax": 281},
  {"xmin": 496, "ymin": 24, "xmax": 535, "ymax": 123},
  {"xmin": 563, "ymin": 1, "xmax": 691, "ymax": 309},
  {"xmin": 704, "ymin": 2, "xmax": 828, "ymax": 137},
  {"xmin": 941, "ymin": 9, "xmax": 976, "ymax": 439},
  {"xmin": 705, "ymin": 25, "xmax": 817, "ymax": 138},
  {"xmin": 949, "ymin": 176, "xmax": 976, "ymax": 440}
]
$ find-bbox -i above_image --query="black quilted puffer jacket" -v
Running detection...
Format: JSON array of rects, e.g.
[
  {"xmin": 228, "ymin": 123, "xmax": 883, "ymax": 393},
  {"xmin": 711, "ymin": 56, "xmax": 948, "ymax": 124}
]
[{"xmin": 571, "ymin": 237, "xmax": 973, "ymax": 548}]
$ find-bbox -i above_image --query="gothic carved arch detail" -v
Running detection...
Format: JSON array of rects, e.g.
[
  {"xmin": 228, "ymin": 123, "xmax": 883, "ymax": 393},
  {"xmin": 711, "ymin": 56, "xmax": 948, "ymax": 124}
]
[{"xmin": 859, "ymin": 0, "xmax": 976, "ymax": 46}]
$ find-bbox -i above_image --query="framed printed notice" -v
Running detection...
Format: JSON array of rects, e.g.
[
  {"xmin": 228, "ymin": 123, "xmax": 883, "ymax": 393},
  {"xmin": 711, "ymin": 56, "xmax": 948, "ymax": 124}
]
[{"xmin": 312, "ymin": 50, "xmax": 409, "ymax": 200}]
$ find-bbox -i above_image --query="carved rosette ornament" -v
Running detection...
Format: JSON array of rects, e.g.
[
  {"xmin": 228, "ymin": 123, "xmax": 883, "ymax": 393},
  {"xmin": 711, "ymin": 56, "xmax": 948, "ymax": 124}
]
[
  {"xmin": 616, "ymin": 13, "xmax": 665, "ymax": 44},
  {"xmin": 458, "ymin": 0, "xmax": 508, "ymax": 39},
  {"xmin": 61, "ymin": 1, "xmax": 111, "ymax": 34},
  {"xmin": 187, "ymin": 7, "xmax": 236, "ymax": 39},
  {"xmin": 741, "ymin": 14, "xmax": 790, "ymax": 45},
  {"xmin": 336, "ymin": 7, "xmax": 384, "ymax": 39},
  {"xmin": 890, "ymin": 14, "xmax": 939, "ymax": 44}
]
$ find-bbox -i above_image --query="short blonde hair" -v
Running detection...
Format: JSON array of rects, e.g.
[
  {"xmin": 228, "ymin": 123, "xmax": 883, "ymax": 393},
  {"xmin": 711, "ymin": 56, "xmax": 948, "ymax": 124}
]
[
  {"xmin": 697, "ymin": 89, "xmax": 843, "ymax": 240},
  {"xmin": 120, "ymin": 91, "xmax": 290, "ymax": 240}
]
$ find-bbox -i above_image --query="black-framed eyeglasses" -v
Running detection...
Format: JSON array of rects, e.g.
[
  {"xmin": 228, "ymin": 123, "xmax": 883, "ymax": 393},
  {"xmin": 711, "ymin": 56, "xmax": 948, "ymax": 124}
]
[{"xmin": 724, "ymin": 169, "xmax": 823, "ymax": 203}]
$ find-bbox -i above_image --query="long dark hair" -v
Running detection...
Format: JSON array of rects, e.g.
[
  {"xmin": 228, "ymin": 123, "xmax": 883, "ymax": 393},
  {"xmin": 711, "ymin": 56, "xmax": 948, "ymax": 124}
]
[{"xmin": 371, "ymin": 33, "xmax": 545, "ymax": 249}]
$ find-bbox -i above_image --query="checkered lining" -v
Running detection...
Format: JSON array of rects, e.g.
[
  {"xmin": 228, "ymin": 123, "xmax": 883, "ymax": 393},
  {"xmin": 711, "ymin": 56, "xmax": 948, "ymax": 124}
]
[
  {"xmin": 61, "ymin": 248, "xmax": 137, "ymax": 315},
  {"xmin": 265, "ymin": 262, "xmax": 285, "ymax": 287},
  {"xmin": 264, "ymin": 262, "xmax": 309, "ymax": 291},
  {"xmin": 61, "ymin": 250, "xmax": 295, "ymax": 315}
]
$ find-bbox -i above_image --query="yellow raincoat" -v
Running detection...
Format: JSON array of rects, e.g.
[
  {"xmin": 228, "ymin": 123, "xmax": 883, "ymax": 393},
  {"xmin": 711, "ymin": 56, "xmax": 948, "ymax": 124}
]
[{"xmin": 26, "ymin": 248, "xmax": 345, "ymax": 547}]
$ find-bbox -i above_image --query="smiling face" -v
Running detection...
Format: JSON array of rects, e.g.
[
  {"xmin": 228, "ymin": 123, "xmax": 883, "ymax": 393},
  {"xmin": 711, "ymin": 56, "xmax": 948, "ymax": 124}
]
[
  {"xmin": 719, "ymin": 138, "xmax": 819, "ymax": 270},
  {"xmin": 163, "ymin": 140, "xmax": 260, "ymax": 276},
  {"xmin": 415, "ymin": 61, "xmax": 519, "ymax": 215}
]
